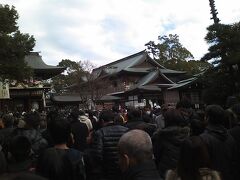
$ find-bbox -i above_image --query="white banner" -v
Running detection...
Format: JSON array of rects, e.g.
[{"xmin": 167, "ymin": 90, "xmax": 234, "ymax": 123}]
[{"xmin": 0, "ymin": 82, "xmax": 10, "ymax": 99}]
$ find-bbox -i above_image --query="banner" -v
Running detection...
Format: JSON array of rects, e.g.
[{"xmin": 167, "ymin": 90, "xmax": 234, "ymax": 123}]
[{"xmin": 0, "ymin": 81, "xmax": 10, "ymax": 99}]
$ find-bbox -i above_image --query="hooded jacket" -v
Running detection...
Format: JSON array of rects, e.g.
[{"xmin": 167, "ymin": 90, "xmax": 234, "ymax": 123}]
[
  {"xmin": 200, "ymin": 124, "xmax": 238, "ymax": 180},
  {"xmin": 153, "ymin": 126, "xmax": 190, "ymax": 178}
]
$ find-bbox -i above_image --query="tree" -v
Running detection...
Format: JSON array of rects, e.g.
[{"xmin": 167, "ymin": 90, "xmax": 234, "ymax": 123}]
[
  {"xmin": 145, "ymin": 34, "xmax": 211, "ymax": 75},
  {"xmin": 51, "ymin": 59, "xmax": 85, "ymax": 93},
  {"xmin": 0, "ymin": 5, "xmax": 35, "ymax": 81},
  {"xmin": 146, "ymin": 34, "xmax": 194, "ymax": 63},
  {"xmin": 202, "ymin": 22, "xmax": 240, "ymax": 66},
  {"xmin": 163, "ymin": 59, "xmax": 212, "ymax": 75},
  {"xmin": 201, "ymin": 22, "xmax": 240, "ymax": 105}
]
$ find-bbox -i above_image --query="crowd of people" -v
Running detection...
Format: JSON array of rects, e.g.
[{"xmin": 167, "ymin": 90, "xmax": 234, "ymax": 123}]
[{"xmin": 0, "ymin": 97, "xmax": 240, "ymax": 180}]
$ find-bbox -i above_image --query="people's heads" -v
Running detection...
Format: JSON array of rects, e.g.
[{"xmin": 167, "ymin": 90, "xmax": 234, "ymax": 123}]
[
  {"xmin": 226, "ymin": 96, "xmax": 238, "ymax": 108},
  {"xmin": 143, "ymin": 106, "xmax": 151, "ymax": 116},
  {"xmin": 112, "ymin": 105, "xmax": 120, "ymax": 113},
  {"xmin": 79, "ymin": 110, "xmax": 85, "ymax": 116},
  {"xmin": 127, "ymin": 108, "xmax": 141, "ymax": 122},
  {"xmin": 114, "ymin": 114, "xmax": 125, "ymax": 125},
  {"xmin": 24, "ymin": 111, "xmax": 41, "ymax": 129},
  {"xmin": 190, "ymin": 110, "xmax": 207, "ymax": 136},
  {"xmin": 205, "ymin": 104, "xmax": 225, "ymax": 125},
  {"xmin": 176, "ymin": 99, "xmax": 192, "ymax": 110},
  {"xmin": 164, "ymin": 109, "xmax": 186, "ymax": 127},
  {"xmin": 87, "ymin": 110, "xmax": 94, "ymax": 118},
  {"xmin": 2, "ymin": 114, "xmax": 14, "ymax": 128},
  {"xmin": 99, "ymin": 110, "xmax": 114, "ymax": 123},
  {"xmin": 231, "ymin": 103, "xmax": 240, "ymax": 121},
  {"xmin": 46, "ymin": 110, "xmax": 59, "ymax": 122},
  {"xmin": 48, "ymin": 117, "xmax": 71, "ymax": 145},
  {"xmin": 1, "ymin": 173, "xmax": 48, "ymax": 180},
  {"xmin": 178, "ymin": 136, "xmax": 211, "ymax": 179},
  {"xmin": 69, "ymin": 109, "xmax": 80, "ymax": 121},
  {"xmin": 118, "ymin": 130, "xmax": 153, "ymax": 172},
  {"xmin": 9, "ymin": 135, "xmax": 31, "ymax": 162}
]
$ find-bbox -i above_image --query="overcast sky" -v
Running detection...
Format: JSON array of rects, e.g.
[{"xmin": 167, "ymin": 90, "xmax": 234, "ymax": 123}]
[{"xmin": 2, "ymin": 0, "xmax": 240, "ymax": 67}]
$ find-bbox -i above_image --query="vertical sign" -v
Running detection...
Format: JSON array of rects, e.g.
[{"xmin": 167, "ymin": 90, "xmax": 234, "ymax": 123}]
[{"xmin": 0, "ymin": 81, "xmax": 10, "ymax": 99}]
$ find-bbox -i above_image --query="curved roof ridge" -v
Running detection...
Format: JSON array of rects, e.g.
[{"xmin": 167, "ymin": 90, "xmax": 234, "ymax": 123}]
[
  {"xmin": 93, "ymin": 50, "xmax": 146, "ymax": 71},
  {"xmin": 158, "ymin": 69, "xmax": 175, "ymax": 84}
]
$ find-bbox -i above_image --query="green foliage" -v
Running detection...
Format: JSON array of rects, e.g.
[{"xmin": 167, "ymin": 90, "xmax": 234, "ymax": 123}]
[
  {"xmin": 145, "ymin": 34, "xmax": 210, "ymax": 75},
  {"xmin": 0, "ymin": 4, "xmax": 35, "ymax": 81},
  {"xmin": 163, "ymin": 59, "xmax": 212, "ymax": 75},
  {"xmin": 202, "ymin": 22, "xmax": 240, "ymax": 66},
  {"xmin": 52, "ymin": 59, "xmax": 85, "ymax": 92},
  {"xmin": 0, "ymin": 4, "xmax": 18, "ymax": 34},
  {"xmin": 146, "ymin": 34, "xmax": 194, "ymax": 63},
  {"xmin": 201, "ymin": 22, "xmax": 240, "ymax": 105},
  {"xmin": 201, "ymin": 68, "xmax": 238, "ymax": 105}
]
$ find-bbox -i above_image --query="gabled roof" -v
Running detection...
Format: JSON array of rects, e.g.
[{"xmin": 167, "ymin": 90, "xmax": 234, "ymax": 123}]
[
  {"xmin": 25, "ymin": 52, "xmax": 65, "ymax": 80},
  {"xmin": 136, "ymin": 69, "xmax": 174, "ymax": 87},
  {"xmin": 168, "ymin": 77, "xmax": 197, "ymax": 90},
  {"xmin": 92, "ymin": 50, "xmax": 166, "ymax": 79}
]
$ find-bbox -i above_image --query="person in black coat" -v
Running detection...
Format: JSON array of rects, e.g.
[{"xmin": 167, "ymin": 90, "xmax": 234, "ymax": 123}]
[
  {"xmin": 9, "ymin": 112, "xmax": 48, "ymax": 157},
  {"xmin": 227, "ymin": 103, "xmax": 240, "ymax": 179},
  {"xmin": 89, "ymin": 110, "xmax": 128, "ymax": 180},
  {"xmin": 36, "ymin": 116, "xmax": 86, "ymax": 180},
  {"xmin": 200, "ymin": 104, "xmax": 238, "ymax": 180},
  {"xmin": 118, "ymin": 129, "xmax": 162, "ymax": 180},
  {"xmin": 152, "ymin": 108, "xmax": 190, "ymax": 179},
  {"xmin": 69, "ymin": 110, "xmax": 89, "ymax": 152},
  {"xmin": 125, "ymin": 108, "xmax": 156, "ymax": 137}
]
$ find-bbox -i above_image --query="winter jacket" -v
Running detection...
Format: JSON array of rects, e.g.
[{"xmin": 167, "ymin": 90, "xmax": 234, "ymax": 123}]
[
  {"xmin": 152, "ymin": 126, "xmax": 190, "ymax": 178},
  {"xmin": 90, "ymin": 123, "xmax": 128, "ymax": 180},
  {"xmin": 79, "ymin": 115, "xmax": 93, "ymax": 131},
  {"xmin": 37, "ymin": 147, "xmax": 86, "ymax": 180},
  {"xmin": 229, "ymin": 125, "xmax": 240, "ymax": 179},
  {"xmin": 200, "ymin": 124, "xmax": 238, "ymax": 180},
  {"xmin": 125, "ymin": 120, "xmax": 156, "ymax": 137},
  {"xmin": 0, "ymin": 127, "xmax": 15, "ymax": 155},
  {"xmin": 71, "ymin": 120, "xmax": 89, "ymax": 151},
  {"xmin": 165, "ymin": 168, "xmax": 221, "ymax": 180},
  {"xmin": 123, "ymin": 160, "xmax": 162, "ymax": 180}
]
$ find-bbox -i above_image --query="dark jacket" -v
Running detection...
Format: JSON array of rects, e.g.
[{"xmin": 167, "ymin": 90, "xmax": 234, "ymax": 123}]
[
  {"xmin": 152, "ymin": 126, "xmax": 190, "ymax": 178},
  {"xmin": 0, "ymin": 127, "xmax": 14, "ymax": 144},
  {"xmin": 126, "ymin": 120, "xmax": 156, "ymax": 137},
  {"xmin": 200, "ymin": 124, "xmax": 238, "ymax": 180},
  {"xmin": 71, "ymin": 120, "xmax": 89, "ymax": 152},
  {"xmin": 229, "ymin": 124, "xmax": 240, "ymax": 144},
  {"xmin": 90, "ymin": 123, "xmax": 128, "ymax": 180},
  {"xmin": 0, "ymin": 127, "xmax": 15, "ymax": 155},
  {"xmin": 229, "ymin": 125, "xmax": 240, "ymax": 179},
  {"xmin": 37, "ymin": 148, "xmax": 86, "ymax": 180},
  {"xmin": 123, "ymin": 160, "xmax": 162, "ymax": 180}
]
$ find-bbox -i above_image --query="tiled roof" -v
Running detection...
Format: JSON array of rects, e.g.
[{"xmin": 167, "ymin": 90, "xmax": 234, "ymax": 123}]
[
  {"xmin": 92, "ymin": 50, "xmax": 166, "ymax": 79},
  {"xmin": 25, "ymin": 52, "xmax": 65, "ymax": 70},
  {"xmin": 51, "ymin": 95, "xmax": 82, "ymax": 102},
  {"xmin": 24, "ymin": 52, "xmax": 65, "ymax": 79},
  {"xmin": 168, "ymin": 77, "xmax": 197, "ymax": 90}
]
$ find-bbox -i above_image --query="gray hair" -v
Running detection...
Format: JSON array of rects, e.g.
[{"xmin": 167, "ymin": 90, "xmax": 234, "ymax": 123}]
[{"xmin": 118, "ymin": 129, "xmax": 153, "ymax": 163}]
